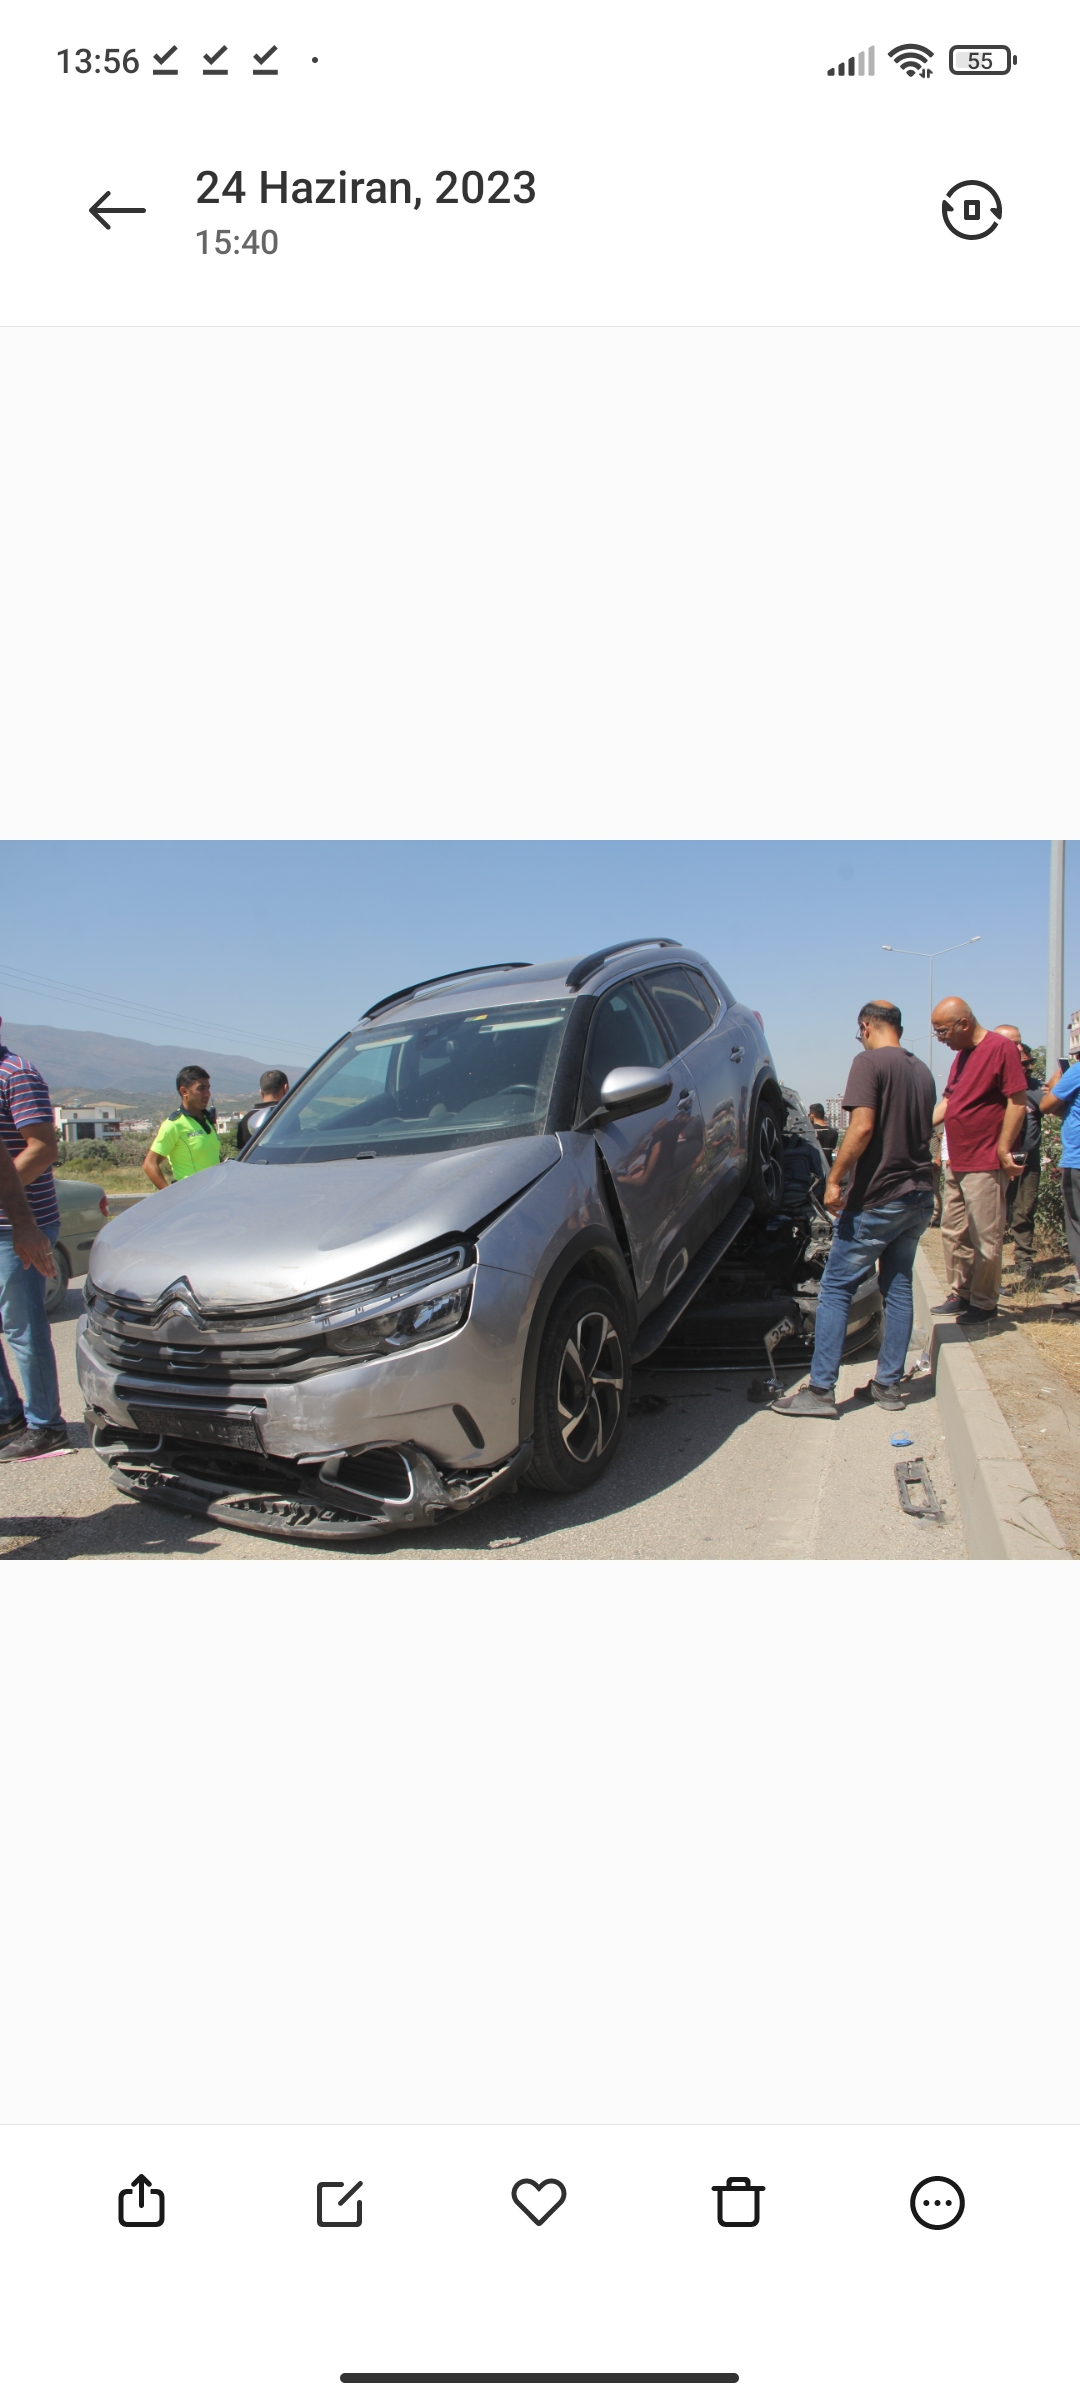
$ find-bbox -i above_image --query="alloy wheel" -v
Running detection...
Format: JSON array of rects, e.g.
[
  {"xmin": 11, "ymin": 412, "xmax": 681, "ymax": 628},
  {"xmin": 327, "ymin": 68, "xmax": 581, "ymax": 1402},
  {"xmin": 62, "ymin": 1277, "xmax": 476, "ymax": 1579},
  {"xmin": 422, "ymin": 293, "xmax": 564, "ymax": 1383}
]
[
  {"xmin": 556, "ymin": 1310, "xmax": 625, "ymax": 1463},
  {"xmin": 756, "ymin": 1111, "xmax": 784, "ymax": 1208}
]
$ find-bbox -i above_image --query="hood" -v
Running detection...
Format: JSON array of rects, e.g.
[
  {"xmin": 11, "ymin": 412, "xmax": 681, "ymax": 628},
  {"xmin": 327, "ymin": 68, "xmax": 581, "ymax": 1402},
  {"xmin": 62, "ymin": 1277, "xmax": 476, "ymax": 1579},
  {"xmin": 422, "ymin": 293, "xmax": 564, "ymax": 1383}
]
[{"xmin": 88, "ymin": 1139, "xmax": 562, "ymax": 1309}]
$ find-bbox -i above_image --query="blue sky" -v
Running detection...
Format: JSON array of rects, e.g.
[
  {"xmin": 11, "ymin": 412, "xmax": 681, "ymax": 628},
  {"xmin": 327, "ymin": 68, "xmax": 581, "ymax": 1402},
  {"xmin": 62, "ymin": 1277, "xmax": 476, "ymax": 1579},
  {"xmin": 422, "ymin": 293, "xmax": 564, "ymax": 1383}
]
[{"xmin": 2, "ymin": 842, "xmax": 1074, "ymax": 1103}]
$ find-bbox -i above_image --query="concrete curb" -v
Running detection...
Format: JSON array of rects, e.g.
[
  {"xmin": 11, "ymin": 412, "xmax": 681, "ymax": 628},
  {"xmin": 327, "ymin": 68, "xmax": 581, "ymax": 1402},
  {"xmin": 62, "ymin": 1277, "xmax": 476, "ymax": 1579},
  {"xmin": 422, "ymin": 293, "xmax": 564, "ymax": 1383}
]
[{"xmin": 912, "ymin": 1247, "xmax": 1070, "ymax": 1561}]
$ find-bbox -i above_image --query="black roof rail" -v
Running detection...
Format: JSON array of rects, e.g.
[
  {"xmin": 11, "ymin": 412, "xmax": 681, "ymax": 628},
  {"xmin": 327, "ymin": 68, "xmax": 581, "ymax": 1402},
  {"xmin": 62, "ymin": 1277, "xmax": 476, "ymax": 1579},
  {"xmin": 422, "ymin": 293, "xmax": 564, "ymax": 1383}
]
[
  {"xmin": 361, "ymin": 962, "xmax": 533, "ymax": 1021},
  {"xmin": 565, "ymin": 937, "xmax": 681, "ymax": 992}
]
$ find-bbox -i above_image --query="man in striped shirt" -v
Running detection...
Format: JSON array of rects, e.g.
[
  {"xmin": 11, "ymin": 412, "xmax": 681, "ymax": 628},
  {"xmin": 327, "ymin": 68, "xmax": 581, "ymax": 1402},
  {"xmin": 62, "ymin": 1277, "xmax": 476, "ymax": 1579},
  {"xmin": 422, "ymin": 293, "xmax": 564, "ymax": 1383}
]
[{"xmin": 0, "ymin": 1023, "xmax": 68, "ymax": 1461}]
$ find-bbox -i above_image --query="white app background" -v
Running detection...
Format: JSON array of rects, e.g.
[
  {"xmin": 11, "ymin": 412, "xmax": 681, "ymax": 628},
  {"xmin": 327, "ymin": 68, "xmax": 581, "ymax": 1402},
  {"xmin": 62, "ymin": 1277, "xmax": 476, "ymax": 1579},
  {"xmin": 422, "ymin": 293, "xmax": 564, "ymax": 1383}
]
[
  {"xmin": 1, "ymin": 2, "xmax": 1075, "ymax": 325},
  {"xmin": 2, "ymin": 2126, "xmax": 1076, "ymax": 2398},
  {"xmin": 2, "ymin": 2, "xmax": 1079, "ymax": 2395}
]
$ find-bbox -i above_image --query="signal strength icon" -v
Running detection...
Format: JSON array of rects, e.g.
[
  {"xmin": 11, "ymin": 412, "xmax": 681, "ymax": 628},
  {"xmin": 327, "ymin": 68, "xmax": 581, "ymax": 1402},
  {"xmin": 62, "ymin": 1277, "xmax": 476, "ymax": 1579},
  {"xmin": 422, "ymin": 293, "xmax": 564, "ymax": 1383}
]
[
  {"xmin": 827, "ymin": 46, "xmax": 875, "ymax": 76},
  {"xmin": 889, "ymin": 42, "xmax": 934, "ymax": 76}
]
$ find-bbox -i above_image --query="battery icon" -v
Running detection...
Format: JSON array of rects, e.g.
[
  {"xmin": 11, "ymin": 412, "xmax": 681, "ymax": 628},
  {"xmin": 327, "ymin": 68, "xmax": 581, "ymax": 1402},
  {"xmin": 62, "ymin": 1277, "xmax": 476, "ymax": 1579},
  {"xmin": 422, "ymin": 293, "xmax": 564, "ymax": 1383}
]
[{"xmin": 949, "ymin": 46, "xmax": 1017, "ymax": 73}]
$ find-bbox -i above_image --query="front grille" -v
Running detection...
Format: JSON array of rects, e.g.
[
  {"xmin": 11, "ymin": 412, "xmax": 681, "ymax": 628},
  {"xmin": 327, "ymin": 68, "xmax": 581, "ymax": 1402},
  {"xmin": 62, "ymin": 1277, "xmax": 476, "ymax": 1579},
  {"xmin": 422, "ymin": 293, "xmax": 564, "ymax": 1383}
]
[{"xmin": 85, "ymin": 1322, "xmax": 330, "ymax": 1384}]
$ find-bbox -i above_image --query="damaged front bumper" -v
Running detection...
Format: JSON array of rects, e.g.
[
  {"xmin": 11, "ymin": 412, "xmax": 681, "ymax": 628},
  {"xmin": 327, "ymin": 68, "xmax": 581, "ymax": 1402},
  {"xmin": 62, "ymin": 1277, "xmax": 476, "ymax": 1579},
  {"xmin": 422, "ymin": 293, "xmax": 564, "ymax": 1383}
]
[{"xmin": 85, "ymin": 1414, "xmax": 533, "ymax": 1545}]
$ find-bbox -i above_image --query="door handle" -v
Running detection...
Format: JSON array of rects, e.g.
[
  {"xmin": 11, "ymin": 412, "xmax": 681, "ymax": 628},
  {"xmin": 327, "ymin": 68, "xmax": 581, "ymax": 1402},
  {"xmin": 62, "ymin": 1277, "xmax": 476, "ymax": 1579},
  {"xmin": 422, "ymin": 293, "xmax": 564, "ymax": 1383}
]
[
  {"xmin": 676, "ymin": 1089, "xmax": 693, "ymax": 1115},
  {"xmin": 730, "ymin": 1045, "xmax": 745, "ymax": 1062}
]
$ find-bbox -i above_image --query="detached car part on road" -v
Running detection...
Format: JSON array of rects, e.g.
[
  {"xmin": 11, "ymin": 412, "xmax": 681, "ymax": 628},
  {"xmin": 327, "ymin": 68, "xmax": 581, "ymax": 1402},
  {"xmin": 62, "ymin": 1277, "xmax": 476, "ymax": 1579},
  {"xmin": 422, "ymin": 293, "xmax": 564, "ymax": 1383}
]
[
  {"xmin": 78, "ymin": 940, "xmax": 790, "ymax": 1541},
  {"xmin": 647, "ymin": 1090, "xmax": 883, "ymax": 1381}
]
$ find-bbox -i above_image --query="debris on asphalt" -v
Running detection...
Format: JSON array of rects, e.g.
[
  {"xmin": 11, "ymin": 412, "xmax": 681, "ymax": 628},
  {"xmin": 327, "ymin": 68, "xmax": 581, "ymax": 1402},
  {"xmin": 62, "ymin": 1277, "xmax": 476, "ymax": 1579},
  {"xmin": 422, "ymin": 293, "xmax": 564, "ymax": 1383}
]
[
  {"xmin": 894, "ymin": 1455, "xmax": 945, "ymax": 1523},
  {"xmin": 890, "ymin": 1435, "xmax": 913, "ymax": 1447}
]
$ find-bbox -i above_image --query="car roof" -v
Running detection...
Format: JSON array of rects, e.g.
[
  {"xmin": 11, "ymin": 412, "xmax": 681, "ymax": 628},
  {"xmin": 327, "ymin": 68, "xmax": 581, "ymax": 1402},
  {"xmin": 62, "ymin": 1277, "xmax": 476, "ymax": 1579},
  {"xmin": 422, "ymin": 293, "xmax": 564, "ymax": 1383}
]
[{"xmin": 358, "ymin": 942, "xmax": 726, "ymax": 1025}]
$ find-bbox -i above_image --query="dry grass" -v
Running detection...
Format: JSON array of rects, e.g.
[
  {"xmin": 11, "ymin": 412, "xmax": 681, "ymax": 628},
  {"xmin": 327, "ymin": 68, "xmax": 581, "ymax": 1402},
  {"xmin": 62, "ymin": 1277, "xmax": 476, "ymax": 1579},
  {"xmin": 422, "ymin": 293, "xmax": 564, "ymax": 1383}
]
[
  {"xmin": 56, "ymin": 1165, "xmax": 154, "ymax": 1195},
  {"xmin": 999, "ymin": 1246, "xmax": 1080, "ymax": 1398},
  {"xmin": 920, "ymin": 1227, "xmax": 1080, "ymax": 1554}
]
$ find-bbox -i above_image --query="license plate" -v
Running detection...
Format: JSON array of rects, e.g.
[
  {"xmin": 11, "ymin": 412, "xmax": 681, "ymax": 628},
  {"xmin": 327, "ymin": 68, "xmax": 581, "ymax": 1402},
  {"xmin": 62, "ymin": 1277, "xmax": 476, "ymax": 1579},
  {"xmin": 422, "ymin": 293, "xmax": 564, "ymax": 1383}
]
[{"xmin": 127, "ymin": 1405, "xmax": 263, "ymax": 1452}]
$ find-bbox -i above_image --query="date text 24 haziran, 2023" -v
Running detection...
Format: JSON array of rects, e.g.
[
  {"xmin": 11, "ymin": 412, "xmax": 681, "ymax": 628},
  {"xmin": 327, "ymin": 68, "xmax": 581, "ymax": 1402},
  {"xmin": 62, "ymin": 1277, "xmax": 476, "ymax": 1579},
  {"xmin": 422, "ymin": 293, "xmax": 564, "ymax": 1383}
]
[{"xmin": 196, "ymin": 169, "xmax": 537, "ymax": 207}]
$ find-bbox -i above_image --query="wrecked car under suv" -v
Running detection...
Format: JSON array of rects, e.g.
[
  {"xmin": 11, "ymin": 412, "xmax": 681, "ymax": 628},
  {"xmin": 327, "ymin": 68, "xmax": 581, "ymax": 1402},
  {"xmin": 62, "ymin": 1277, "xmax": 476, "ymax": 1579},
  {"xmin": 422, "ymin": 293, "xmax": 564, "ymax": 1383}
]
[
  {"xmin": 647, "ymin": 1091, "xmax": 883, "ymax": 1383},
  {"xmin": 77, "ymin": 938, "xmax": 793, "ymax": 1542}
]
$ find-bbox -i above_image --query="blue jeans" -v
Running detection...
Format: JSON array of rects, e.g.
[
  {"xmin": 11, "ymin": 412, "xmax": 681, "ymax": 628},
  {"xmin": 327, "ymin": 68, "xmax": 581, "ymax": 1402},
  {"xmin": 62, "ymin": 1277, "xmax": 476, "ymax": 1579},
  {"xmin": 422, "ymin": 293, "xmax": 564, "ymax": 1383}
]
[
  {"xmin": 0, "ymin": 1227, "xmax": 63, "ymax": 1428},
  {"xmin": 809, "ymin": 1189, "xmax": 935, "ymax": 1392}
]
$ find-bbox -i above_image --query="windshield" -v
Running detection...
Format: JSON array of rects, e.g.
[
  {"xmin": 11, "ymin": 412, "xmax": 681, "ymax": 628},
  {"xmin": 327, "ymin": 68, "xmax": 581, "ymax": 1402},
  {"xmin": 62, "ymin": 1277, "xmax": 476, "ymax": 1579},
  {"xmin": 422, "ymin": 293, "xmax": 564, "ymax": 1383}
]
[{"xmin": 247, "ymin": 1000, "xmax": 573, "ymax": 1162}]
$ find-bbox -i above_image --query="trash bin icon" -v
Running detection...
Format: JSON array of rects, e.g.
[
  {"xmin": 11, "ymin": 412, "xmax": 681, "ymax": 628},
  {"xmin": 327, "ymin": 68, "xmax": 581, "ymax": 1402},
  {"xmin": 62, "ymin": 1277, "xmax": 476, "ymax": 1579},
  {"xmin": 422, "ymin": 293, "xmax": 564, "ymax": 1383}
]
[{"xmin": 713, "ymin": 2176, "xmax": 764, "ymax": 2227}]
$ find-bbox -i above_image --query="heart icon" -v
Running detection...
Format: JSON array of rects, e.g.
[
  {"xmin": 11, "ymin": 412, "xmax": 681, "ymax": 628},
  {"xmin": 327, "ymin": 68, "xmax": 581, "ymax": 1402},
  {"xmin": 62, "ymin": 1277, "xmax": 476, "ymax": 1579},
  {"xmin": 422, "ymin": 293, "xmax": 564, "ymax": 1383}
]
[{"xmin": 511, "ymin": 2177, "xmax": 567, "ymax": 2225}]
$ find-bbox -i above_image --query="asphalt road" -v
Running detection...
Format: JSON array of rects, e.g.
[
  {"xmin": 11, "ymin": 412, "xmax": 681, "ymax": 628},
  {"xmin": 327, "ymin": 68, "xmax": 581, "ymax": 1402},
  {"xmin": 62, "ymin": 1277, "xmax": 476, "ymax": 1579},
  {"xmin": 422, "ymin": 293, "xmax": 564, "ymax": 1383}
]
[{"xmin": 1, "ymin": 1293, "xmax": 966, "ymax": 1561}]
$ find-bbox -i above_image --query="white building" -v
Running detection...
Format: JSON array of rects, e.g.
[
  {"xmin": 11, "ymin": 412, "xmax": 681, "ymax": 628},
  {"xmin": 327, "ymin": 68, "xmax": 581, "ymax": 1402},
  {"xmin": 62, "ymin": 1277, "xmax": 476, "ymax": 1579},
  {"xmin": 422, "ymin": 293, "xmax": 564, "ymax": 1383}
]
[
  {"xmin": 54, "ymin": 1100, "xmax": 124, "ymax": 1142},
  {"xmin": 1069, "ymin": 1007, "xmax": 1080, "ymax": 1063}
]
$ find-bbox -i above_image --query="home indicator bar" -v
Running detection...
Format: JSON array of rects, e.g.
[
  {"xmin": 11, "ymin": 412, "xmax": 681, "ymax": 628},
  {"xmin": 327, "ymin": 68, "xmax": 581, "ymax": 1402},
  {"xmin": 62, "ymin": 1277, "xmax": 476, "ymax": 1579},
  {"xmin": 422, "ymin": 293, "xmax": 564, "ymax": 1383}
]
[{"xmin": 341, "ymin": 2379, "xmax": 739, "ymax": 2388}]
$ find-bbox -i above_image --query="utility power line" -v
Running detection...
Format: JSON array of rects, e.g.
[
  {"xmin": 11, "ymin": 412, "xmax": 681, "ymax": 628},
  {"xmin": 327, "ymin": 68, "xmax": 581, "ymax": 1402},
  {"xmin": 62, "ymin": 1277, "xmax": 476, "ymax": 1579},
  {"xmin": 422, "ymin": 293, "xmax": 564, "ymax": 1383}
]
[{"xmin": 0, "ymin": 957, "xmax": 303, "ymax": 1059}]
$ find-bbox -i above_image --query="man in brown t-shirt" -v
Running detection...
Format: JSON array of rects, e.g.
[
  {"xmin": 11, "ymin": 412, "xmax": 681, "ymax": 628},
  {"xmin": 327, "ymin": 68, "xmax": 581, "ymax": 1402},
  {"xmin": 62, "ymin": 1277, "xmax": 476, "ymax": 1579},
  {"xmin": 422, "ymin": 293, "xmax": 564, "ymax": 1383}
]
[
  {"xmin": 931, "ymin": 998, "xmax": 1027, "ymax": 1319},
  {"xmin": 773, "ymin": 1000, "xmax": 936, "ymax": 1418}
]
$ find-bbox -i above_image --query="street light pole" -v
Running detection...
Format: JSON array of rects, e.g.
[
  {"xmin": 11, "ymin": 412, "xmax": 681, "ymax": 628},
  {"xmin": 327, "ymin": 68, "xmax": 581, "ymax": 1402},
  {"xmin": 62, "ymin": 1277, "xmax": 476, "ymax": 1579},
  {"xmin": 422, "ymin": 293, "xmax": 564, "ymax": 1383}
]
[
  {"xmin": 1048, "ymin": 840, "xmax": 1066, "ymax": 1069},
  {"xmin": 881, "ymin": 937, "xmax": 982, "ymax": 1068}
]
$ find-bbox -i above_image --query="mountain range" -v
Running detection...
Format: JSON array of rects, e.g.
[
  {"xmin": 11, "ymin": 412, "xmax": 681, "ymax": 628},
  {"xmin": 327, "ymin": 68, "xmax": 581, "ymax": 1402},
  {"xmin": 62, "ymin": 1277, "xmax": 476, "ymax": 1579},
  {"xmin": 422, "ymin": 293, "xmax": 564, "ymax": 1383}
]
[{"xmin": 0, "ymin": 1022, "xmax": 292, "ymax": 1104}]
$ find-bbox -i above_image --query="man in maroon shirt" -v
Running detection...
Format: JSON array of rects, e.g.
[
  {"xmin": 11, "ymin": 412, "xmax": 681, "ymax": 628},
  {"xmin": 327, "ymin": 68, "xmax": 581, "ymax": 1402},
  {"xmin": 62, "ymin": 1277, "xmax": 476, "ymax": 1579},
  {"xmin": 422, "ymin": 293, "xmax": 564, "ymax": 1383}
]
[{"xmin": 931, "ymin": 997, "xmax": 1027, "ymax": 1320}]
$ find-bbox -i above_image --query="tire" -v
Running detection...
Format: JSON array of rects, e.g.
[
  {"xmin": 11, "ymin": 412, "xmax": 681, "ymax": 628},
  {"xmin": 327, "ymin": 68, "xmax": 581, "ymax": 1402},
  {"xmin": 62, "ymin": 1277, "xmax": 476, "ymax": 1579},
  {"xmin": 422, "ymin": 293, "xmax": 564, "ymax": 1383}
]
[
  {"xmin": 748, "ymin": 1096, "xmax": 785, "ymax": 1217},
  {"xmin": 44, "ymin": 1243, "xmax": 71, "ymax": 1317},
  {"xmin": 524, "ymin": 1279, "xmax": 630, "ymax": 1494}
]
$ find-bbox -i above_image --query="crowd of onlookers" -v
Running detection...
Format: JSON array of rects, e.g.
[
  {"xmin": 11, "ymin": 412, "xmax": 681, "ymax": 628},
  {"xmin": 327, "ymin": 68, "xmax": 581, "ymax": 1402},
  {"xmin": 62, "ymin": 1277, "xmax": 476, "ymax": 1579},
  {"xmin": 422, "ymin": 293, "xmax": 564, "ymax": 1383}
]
[
  {"xmin": 0, "ymin": 1036, "xmax": 291, "ymax": 1463},
  {"xmin": 1, "ymin": 998, "xmax": 1078, "ymax": 1461}
]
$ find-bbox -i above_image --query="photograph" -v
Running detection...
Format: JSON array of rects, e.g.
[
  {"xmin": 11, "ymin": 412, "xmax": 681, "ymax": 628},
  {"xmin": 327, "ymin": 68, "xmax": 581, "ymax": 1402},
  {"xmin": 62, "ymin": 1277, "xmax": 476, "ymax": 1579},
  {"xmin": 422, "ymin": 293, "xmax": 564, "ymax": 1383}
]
[{"xmin": 2, "ymin": 837, "xmax": 1075, "ymax": 1564}]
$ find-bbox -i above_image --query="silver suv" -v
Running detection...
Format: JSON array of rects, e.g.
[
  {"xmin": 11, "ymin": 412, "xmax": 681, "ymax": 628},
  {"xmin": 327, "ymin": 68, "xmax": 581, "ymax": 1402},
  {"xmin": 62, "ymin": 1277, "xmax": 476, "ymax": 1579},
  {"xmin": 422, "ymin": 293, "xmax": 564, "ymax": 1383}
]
[{"xmin": 78, "ymin": 940, "xmax": 783, "ymax": 1542}]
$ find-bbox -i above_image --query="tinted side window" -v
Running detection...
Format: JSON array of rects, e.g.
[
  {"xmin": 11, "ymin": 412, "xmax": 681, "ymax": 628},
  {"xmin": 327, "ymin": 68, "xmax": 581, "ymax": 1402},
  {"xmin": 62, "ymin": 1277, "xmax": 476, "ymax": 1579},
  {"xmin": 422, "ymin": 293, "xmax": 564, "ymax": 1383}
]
[
  {"xmin": 583, "ymin": 981, "xmax": 670, "ymax": 1097},
  {"xmin": 640, "ymin": 965, "xmax": 715, "ymax": 1053},
  {"xmin": 687, "ymin": 967, "xmax": 724, "ymax": 1025}
]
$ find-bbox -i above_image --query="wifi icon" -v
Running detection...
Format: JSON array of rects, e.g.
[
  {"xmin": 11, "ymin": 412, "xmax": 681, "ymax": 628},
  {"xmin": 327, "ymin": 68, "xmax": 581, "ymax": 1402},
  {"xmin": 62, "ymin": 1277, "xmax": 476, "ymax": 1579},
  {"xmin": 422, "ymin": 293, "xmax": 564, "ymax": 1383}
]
[{"xmin": 889, "ymin": 41, "xmax": 934, "ymax": 77}]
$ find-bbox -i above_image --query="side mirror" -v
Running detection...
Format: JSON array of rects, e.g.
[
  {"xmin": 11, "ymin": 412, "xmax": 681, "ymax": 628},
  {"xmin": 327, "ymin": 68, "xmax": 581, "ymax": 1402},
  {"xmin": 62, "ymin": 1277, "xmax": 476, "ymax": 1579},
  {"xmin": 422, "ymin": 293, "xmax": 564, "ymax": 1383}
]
[{"xmin": 595, "ymin": 1064, "xmax": 673, "ymax": 1121}]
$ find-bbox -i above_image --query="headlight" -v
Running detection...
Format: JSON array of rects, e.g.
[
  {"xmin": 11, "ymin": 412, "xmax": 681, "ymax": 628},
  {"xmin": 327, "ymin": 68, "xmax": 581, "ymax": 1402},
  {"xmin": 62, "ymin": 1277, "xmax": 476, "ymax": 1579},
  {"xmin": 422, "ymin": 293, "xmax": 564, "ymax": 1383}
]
[{"xmin": 326, "ymin": 1280, "xmax": 471, "ymax": 1358}]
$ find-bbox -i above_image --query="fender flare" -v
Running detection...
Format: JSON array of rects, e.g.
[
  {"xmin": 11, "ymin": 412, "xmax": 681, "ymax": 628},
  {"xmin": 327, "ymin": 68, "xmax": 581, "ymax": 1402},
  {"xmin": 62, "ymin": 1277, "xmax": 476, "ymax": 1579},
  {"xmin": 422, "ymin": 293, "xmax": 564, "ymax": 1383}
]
[
  {"xmin": 517, "ymin": 1229, "xmax": 636, "ymax": 1443},
  {"xmin": 748, "ymin": 1064, "xmax": 785, "ymax": 1136}
]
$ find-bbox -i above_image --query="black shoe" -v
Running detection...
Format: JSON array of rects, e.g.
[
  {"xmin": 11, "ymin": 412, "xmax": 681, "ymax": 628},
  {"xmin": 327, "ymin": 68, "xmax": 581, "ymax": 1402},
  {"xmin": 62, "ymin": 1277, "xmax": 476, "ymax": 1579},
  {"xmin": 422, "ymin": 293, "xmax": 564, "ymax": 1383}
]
[
  {"xmin": 0, "ymin": 1422, "xmax": 71, "ymax": 1463},
  {"xmin": 0, "ymin": 1411, "xmax": 27, "ymax": 1440},
  {"xmin": 770, "ymin": 1385, "xmax": 839, "ymax": 1419},
  {"xmin": 868, "ymin": 1380, "xmax": 907, "ymax": 1411},
  {"xmin": 955, "ymin": 1304, "xmax": 998, "ymax": 1323}
]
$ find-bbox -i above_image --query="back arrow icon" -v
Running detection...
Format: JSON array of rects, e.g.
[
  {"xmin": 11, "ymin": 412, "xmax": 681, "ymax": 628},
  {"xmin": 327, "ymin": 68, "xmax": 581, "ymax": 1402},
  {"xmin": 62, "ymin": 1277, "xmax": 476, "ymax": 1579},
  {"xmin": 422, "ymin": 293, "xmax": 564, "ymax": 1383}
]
[{"xmin": 90, "ymin": 190, "xmax": 147, "ymax": 230}]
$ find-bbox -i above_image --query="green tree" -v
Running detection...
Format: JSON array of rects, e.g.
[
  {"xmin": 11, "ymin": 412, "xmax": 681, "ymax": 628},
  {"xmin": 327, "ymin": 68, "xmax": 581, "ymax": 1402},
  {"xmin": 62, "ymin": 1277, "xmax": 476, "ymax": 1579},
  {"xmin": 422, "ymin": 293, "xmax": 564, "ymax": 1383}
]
[{"xmin": 1028, "ymin": 1047, "xmax": 1066, "ymax": 1249}]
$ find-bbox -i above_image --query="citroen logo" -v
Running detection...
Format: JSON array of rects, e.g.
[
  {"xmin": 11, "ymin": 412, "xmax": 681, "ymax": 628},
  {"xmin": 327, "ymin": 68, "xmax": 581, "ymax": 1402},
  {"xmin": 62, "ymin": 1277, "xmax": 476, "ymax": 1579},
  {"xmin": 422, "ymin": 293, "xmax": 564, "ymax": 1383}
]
[{"xmin": 154, "ymin": 1278, "xmax": 204, "ymax": 1328}]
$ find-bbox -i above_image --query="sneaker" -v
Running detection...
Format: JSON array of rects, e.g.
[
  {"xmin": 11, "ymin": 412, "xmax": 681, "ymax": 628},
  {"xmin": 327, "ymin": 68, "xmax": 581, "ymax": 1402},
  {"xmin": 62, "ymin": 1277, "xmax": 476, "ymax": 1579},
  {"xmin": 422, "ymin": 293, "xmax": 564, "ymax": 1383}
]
[
  {"xmin": 770, "ymin": 1385, "xmax": 839, "ymax": 1419},
  {"xmin": 0, "ymin": 1410, "xmax": 27, "ymax": 1440},
  {"xmin": 932, "ymin": 1291, "xmax": 968, "ymax": 1313},
  {"xmin": 867, "ymin": 1380, "xmax": 907, "ymax": 1411},
  {"xmin": 0, "ymin": 1422, "xmax": 70, "ymax": 1463},
  {"xmin": 955, "ymin": 1304, "xmax": 998, "ymax": 1323}
]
